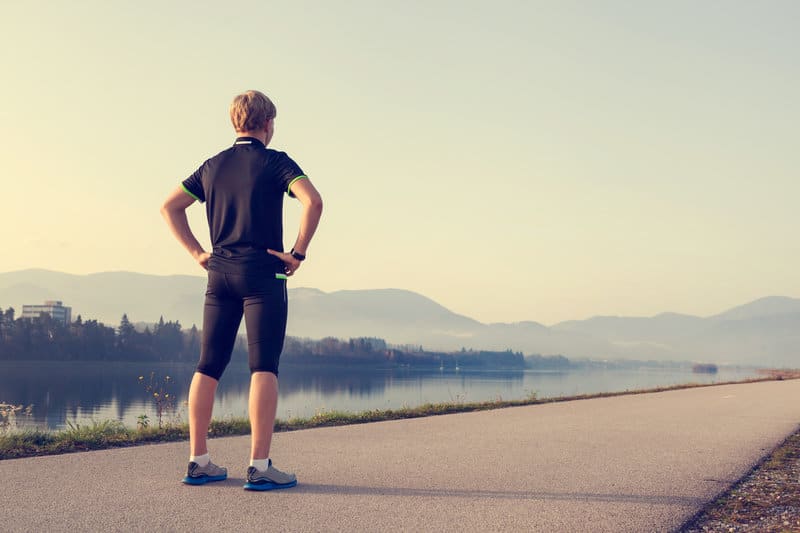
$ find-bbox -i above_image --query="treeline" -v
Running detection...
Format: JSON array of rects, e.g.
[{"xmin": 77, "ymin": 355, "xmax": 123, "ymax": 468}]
[
  {"xmin": 0, "ymin": 308, "xmax": 197, "ymax": 362},
  {"xmin": 0, "ymin": 307, "xmax": 570, "ymax": 370},
  {"xmin": 525, "ymin": 353, "xmax": 571, "ymax": 369},
  {"xmin": 281, "ymin": 337, "xmax": 529, "ymax": 369}
]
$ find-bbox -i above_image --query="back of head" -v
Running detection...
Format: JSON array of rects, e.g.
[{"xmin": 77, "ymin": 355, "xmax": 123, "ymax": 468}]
[{"xmin": 230, "ymin": 90, "xmax": 276, "ymax": 133}]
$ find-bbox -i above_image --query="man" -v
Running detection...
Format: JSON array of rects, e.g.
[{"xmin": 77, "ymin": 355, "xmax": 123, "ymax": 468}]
[{"xmin": 161, "ymin": 90, "xmax": 322, "ymax": 490}]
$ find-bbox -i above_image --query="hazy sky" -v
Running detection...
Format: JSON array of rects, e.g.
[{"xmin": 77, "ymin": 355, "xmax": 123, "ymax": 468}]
[{"xmin": 1, "ymin": 1, "xmax": 798, "ymax": 324}]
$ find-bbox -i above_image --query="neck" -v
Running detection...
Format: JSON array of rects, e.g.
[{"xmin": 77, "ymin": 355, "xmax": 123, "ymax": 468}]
[{"xmin": 236, "ymin": 130, "xmax": 268, "ymax": 144}]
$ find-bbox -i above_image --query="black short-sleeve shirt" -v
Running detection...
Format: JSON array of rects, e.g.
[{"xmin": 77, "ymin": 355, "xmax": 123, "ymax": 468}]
[{"xmin": 181, "ymin": 137, "xmax": 307, "ymax": 275}]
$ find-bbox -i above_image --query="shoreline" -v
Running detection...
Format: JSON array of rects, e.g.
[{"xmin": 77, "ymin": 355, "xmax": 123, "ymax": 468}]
[
  {"xmin": 0, "ymin": 360, "xmax": 769, "ymax": 433},
  {"xmin": 2, "ymin": 370, "xmax": 798, "ymax": 461}
]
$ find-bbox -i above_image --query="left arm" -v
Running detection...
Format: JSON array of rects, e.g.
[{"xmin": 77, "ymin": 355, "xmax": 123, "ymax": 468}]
[
  {"xmin": 160, "ymin": 187, "xmax": 210, "ymax": 270},
  {"xmin": 267, "ymin": 177, "xmax": 323, "ymax": 276}
]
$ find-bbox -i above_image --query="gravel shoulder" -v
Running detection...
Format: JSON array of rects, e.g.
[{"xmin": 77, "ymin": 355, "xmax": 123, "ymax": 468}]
[{"xmin": 681, "ymin": 427, "xmax": 800, "ymax": 532}]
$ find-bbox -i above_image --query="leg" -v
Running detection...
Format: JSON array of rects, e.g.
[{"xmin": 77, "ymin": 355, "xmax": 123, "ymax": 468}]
[
  {"xmin": 190, "ymin": 272, "xmax": 242, "ymax": 457},
  {"xmin": 184, "ymin": 378, "xmax": 229, "ymax": 484},
  {"xmin": 249, "ymin": 371, "xmax": 279, "ymax": 459},
  {"xmin": 188, "ymin": 372, "xmax": 218, "ymax": 456},
  {"xmin": 239, "ymin": 276, "xmax": 296, "ymax": 490},
  {"xmin": 244, "ymin": 374, "xmax": 297, "ymax": 490},
  {"xmin": 242, "ymin": 275, "xmax": 288, "ymax": 461}
]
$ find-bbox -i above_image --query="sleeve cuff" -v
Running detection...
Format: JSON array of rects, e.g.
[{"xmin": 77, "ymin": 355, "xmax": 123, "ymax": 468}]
[
  {"xmin": 181, "ymin": 183, "xmax": 203, "ymax": 203},
  {"xmin": 286, "ymin": 175, "xmax": 308, "ymax": 197}
]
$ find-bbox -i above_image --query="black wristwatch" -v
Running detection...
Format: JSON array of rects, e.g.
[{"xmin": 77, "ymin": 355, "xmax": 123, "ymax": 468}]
[{"xmin": 290, "ymin": 248, "xmax": 306, "ymax": 261}]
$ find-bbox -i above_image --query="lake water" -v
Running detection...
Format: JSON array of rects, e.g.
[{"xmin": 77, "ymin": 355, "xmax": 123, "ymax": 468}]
[{"xmin": 0, "ymin": 361, "xmax": 760, "ymax": 430}]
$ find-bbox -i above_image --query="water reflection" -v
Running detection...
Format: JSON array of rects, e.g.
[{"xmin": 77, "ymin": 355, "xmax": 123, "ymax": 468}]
[{"xmin": 0, "ymin": 360, "xmax": 757, "ymax": 430}]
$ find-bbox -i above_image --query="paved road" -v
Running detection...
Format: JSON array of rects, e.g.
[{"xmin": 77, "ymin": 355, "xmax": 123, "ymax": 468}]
[{"xmin": 2, "ymin": 379, "xmax": 799, "ymax": 532}]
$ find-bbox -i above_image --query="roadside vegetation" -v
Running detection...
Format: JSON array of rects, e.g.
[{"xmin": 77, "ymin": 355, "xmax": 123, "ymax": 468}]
[{"xmin": 2, "ymin": 372, "xmax": 798, "ymax": 461}]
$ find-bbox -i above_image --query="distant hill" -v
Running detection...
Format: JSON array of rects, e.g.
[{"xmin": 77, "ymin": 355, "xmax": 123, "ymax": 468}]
[
  {"xmin": 1, "ymin": 269, "xmax": 798, "ymax": 367},
  {"xmin": 289, "ymin": 287, "xmax": 483, "ymax": 344},
  {"xmin": 0, "ymin": 269, "xmax": 206, "ymax": 327},
  {"xmin": 708, "ymin": 296, "xmax": 800, "ymax": 321}
]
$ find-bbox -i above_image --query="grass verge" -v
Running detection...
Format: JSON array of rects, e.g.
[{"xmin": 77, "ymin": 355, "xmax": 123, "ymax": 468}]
[{"xmin": 2, "ymin": 373, "xmax": 798, "ymax": 461}]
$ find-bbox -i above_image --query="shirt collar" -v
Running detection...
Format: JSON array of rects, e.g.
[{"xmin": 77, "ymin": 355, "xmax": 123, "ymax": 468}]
[{"xmin": 233, "ymin": 136, "xmax": 265, "ymax": 148}]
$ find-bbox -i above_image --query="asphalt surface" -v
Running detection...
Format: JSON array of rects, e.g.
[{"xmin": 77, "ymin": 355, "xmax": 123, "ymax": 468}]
[{"xmin": 2, "ymin": 379, "xmax": 799, "ymax": 533}]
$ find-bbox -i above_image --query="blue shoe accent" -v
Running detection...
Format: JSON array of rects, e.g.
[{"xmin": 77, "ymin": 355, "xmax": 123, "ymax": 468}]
[
  {"xmin": 182, "ymin": 460, "xmax": 227, "ymax": 485},
  {"xmin": 243, "ymin": 479, "xmax": 298, "ymax": 491},
  {"xmin": 182, "ymin": 473, "xmax": 227, "ymax": 485}
]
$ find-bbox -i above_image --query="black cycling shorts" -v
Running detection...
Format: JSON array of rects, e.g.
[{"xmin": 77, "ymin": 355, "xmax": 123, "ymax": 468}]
[{"xmin": 196, "ymin": 270, "xmax": 288, "ymax": 380}]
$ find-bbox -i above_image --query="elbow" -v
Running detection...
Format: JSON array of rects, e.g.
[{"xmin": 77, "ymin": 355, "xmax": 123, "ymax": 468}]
[
  {"xmin": 305, "ymin": 194, "xmax": 323, "ymax": 215},
  {"xmin": 160, "ymin": 201, "xmax": 179, "ymax": 220},
  {"xmin": 312, "ymin": 192, "xmax": 323, "ymax": 210}
]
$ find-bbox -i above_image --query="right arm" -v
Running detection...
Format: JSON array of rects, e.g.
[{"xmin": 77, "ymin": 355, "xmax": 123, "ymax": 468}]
[{"xmin": 160, "ymin": 187, "xmax": 211, "ymax": 270}]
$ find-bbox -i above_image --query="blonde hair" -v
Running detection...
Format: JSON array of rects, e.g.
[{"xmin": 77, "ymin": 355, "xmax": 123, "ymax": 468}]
[{"xmin": 229, "ymin": 90, "xmax": 276, "ymax": 133}]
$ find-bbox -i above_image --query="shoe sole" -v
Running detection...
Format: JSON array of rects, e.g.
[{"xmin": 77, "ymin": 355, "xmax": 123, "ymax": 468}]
[
  {"xmin": 182, "ymin": 474, "xmax": 227, "ymax": 485},
  {"xmin": 243, "ymin": 479, "xmax": 298, "ymax": 491}
]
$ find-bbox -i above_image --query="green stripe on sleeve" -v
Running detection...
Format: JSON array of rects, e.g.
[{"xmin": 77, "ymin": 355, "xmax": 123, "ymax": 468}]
[
  {"xmin": 286, "ymin": 175, "xmax": 308, "ymax": 196},
  {"xmin": 275, "ymin": 273, "xmax": 288, "ymax": 280},
  {"xmin": 181, "ymin": 183, "xmax": 202, "ymax": 202}
]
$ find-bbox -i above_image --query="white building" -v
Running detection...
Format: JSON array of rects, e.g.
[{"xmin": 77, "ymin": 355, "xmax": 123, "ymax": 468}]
[{"xmin": 22, "ymin": 300, "xmax": 72, "ymax": 324}]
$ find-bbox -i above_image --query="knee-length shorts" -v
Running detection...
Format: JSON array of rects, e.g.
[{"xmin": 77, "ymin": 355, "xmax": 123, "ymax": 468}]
[{"xmin": 196, "ymin": 270, "xmax": 288, "ymax": 380}]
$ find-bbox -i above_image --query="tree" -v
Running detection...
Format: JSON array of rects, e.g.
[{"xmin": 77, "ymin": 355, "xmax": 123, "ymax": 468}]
[
  {"xmin": 153, "ymin": 319, "xmax": 182, "ymax": 361},
  {"xmin": 187, "ymin": 324, "xmax": 200, "ymax": 358},
  {"xmin": 0, "ymin": 307, "xmax": 8, "ymax": 342},
  {"xmin": 0, "ymin": 307, "xmax": 10, "ymax": 347},
  {"xmin": 117, "ymin": 313, "xmax": 135, "ymax": 352}
]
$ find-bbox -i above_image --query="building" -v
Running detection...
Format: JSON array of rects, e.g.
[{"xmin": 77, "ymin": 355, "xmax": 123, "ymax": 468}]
[{"xmin": 21, "ymin": 300, "xmax": 72, "ymax": 324}]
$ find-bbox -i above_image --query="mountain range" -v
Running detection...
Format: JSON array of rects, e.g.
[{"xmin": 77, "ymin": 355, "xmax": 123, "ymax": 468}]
[{"xmin": 1, "ymin": 269, "xmax": 798, "ymax": 367}]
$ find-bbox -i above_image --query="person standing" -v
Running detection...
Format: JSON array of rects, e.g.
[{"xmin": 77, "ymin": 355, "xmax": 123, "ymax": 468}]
[{"xmin": 161, "ymin": 90, "xmax": 322, "ymax": 490}]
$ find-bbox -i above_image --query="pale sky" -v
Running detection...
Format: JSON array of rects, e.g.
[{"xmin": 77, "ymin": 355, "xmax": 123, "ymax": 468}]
[{"xmin": 1, "ymin": 1, "xmax": 798, "ymax": 325}]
